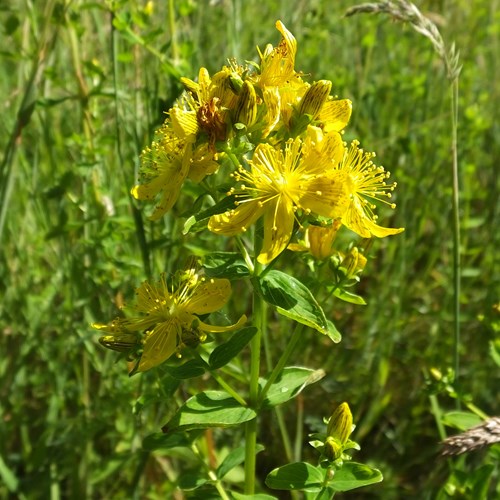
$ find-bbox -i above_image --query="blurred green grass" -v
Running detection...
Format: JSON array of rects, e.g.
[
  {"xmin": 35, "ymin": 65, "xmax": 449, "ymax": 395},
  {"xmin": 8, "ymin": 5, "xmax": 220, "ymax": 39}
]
[{"xmin": 1, "ymin": 0, "xmax": 499, "ymax": 498}]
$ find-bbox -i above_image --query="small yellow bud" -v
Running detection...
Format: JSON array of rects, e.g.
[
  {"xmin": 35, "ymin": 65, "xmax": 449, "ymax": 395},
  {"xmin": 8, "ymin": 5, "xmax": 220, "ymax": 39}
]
[
  {"xmin": 308, "ymin": 221, "xmax": 341, "ymax": 260},
  {"xmin": 234, "ymin": 81, "xmax": 258, "ymax": 127},
  {"xmin": 327, "ymin": 402, "xmax": 353, "ymax": 445},
  {"xmin": 298, "ymin": 80, "xmax": 332, "ymax": 120},
  {"xmin": 341, "ymin": 247, "xmax": 367, "ymax": 278},
  {"xmin": 99, "ymin": 333, "xmax": 140, "ymax": 353}
]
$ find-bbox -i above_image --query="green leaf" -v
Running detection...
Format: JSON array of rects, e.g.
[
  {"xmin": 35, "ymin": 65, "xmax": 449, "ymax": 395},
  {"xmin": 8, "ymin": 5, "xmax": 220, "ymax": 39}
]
[
  {"xmin": 325, "ymin": 320, "xmax": 341, "ymax": 343},
  {"xmin": 332, "ymin": 287, "xmax": 367, "ymax": 305},
  {"xmin": 265, "ymin": 462, "xmax": 324, "ymax": 490},
  {"xmin": 256, "ymin": 270, "xmax": 328, "ymax": 334},
  {"xmin": 209, "ymin": 327, "xmax": 257, "ymax": 370},
  {"xmin": 232, "ymin": 493, "xmax": 277, "ymax": 500},
  {"xmin": 217, "ymin": 444, "xmax": 264, "ymax": 479},
  {"xmin": 183, "ymin": 195, "xmax": 236, "ymax": 234},
  {"xmin": 178, "ymin": 473, "xmax": 208, "ymax": 490},
  {"xmin": 142, "ymin": 432, "xmax": 190, "ymax": 451},
  {"xmin": 165, "ymin": 358, "xmax": 208, "ymax": 379},
  {"xmin": 262, "ymin": 367, "xmax": 325, "ymax": 408},
  {"xmin": 330, "ymin": 462, "xmax": 383, "ymax": 491},
  {"xmin": 163, "ymin": 391, "xmax": 257, "ymax": 433},
  {"xmin": 203, "ymin": 252, "xmax": 251, "ymax": 280},
  {"xmin": 442, "ymin": 411, "xmax": 483, "ymax": 431}
]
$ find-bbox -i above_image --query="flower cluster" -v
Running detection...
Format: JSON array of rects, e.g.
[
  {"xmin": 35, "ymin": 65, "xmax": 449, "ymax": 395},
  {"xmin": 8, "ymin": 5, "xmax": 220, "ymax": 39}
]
[
  {"xmin": 132, "ymin": 21, "xmax": 403, "ymax": 264},
  {"xmin": 95, "ymin": 21, "xmax": 404, "ymax": 372}
]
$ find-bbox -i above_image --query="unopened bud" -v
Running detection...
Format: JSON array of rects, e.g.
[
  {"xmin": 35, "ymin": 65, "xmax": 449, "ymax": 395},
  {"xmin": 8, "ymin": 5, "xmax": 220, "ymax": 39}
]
[
  {"xmin": 298, "ymin": 80, "xmax": 332, "ymax": 120},
  {"xmin": 234, "ymin": 81, "xmax": 258, "ymax": 127},
  {"xmin": 308, "ymin": 221, "xmax": 341, "ymax": 260},
  {"xmin": 99, "ymin": 333, "xmax": 140, "ymax": 353},
  {"xmin": 341, "ymin": 247, "xmax": 367, "ymax": 278},
  {"xmin": 327, "ymin": 402, "xmax": 353, "ymax": 445}
]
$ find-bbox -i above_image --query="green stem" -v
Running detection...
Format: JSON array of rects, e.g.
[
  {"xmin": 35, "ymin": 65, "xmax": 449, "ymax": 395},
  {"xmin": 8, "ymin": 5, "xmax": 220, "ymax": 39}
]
[
  {"xmin": 244, "ymin": 261, "xmax": 264, "ymax": 494},
  {"xmin": 191, "ymin": 443, "xmax": 230, "ymax": 500},
  {"xmin": 259, "ymin": 323, "xmax": 305, "ymax": 405},
  {"xmin": 210, "ymin": 369, "xmax": 248, "ymax": 407},
  {"xmin": 450, "ymin": 76, "xmax": 461, "ymax": 402}
]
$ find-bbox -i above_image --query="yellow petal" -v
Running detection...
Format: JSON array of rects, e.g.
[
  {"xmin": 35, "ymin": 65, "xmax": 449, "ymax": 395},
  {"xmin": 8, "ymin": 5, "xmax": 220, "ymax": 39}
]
[
  {"xmin": 258, "ymin": 198, "xmax": 294, "ymax": 264},
  {"xmin": 275, "ymin": 20, "xmax": 297, "ymax": 69},
  {"xmin": 209, "ymin": 201, "xmax": 265, "ymax": 236},
  {"xmin": 170, "ymin": 107, "xmax": 199, "ymax": 139},
  {"xmin": 138, "ymin": 320, "xmax": 179, "ymax": 372},
  {"xmin": 320, "ymin": 99, "xmax": 352, "ymax": 132},
  {"xmin": 188, "ymin": 144, "xmax": 219, "ymax": 183},
  {"xmin": 184, "ymin": 278, "xmax": 232, "ymax": 314},
  {"xmin": 343, "ymin": 200, "xmax": 404, "ymax": 238},
  {"xmin": 197, "ymin": 314, "xmax": 247, "ymax": 333},
  {"xmin": 299, "ymin": 171, "xmax": 350, "ymax": 218}
]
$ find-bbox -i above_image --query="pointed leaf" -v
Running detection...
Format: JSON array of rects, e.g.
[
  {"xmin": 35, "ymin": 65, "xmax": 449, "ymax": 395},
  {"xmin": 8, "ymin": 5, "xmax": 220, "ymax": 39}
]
[
  {"xmin": 442, "ymin": 411, "xmax": 483, "ymax": 431},
  {"xmin": 142, "ymin": 432, "xmax": 190, "ymax": 451},
  {"xmin": 256, "ymin": 270, "xmax": 328, "ymax": 334},
  {"xmin": 178, "ymin": 473, "xmax": 208, "ymax": 490},
  {"xmin": 330, "ymin": 462, "xmax": 383, "ymax": 491},
  {"xmin": 333, "ymin": 287, "xmax": 366, "ymax": 305},
  {"xmin": 266, "ymin": 462, "xmax": 324, "ymax": 490},
  {"xmin": 203, "ymin": 252, "xmax": 251, "ymax": 280},
  {"xmin": 209, "ymin": 327, "xmax": 257, "ymax": 370},
  {"xmin": 165, "ymin": 358, "xmax": 208, "ymax": 379},
  {"xmin": 217, "ymin": 444, "xmax": 264, "ymax": 479},
  {"xmin": 262, "ymin": 367, "xmax": 325, "ymax": 408},
  {"xmin": 163, "ymin": 391, "xmax": 256, "ymax": 433}
]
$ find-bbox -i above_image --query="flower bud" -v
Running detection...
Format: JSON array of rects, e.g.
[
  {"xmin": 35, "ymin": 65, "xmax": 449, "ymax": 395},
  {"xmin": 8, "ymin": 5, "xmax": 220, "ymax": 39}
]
[
  {"xmin": 298, "ymin": 80, "xmax": 332, "ymax": 120},
  {"xmin": 326, "ymin": 402, "xmax": 353, "ymax": 445},
  {"xmin": 307, "ymin": 221, "xmax": 341, "ymax": 260},
  {"xmin": 99, "ymin": 332, "xmax": 141, "ymax": 353},
  {"xmin": 234, "ymin": 81, "xmax": 258, "ymax": 127},
  {"xmin": 341, "ymin": 247, "xmax": 367, "ymax": 278}
]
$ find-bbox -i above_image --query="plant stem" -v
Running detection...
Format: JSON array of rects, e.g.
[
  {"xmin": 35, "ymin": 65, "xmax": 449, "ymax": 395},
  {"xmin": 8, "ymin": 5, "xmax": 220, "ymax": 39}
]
[
  {"xmin": 450, "ymin": 77, "xmax": 461, "ymax": 399},
  {"xmin": 244, "ymin": 260, "xmax": 264, "ymax": 494},
  {"xmin": 259, "ymin": 323, "xmax": 305, "ymax": 405},
  {"xmin": 191, "ymin": 443, "xmax": 231, "ymax": 500},
  {"xmin": 210, "ymin": 370, "xmax": 248, "ymax": 407}
]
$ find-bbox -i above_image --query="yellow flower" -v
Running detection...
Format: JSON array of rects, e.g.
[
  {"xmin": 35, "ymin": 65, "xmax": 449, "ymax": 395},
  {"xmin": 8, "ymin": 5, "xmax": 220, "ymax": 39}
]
[
  {"xmin": 256, "ymin": 21, "xmax": 299, "ymax": 89},
  {"xmin": 93, "ymin": 270, "xmax": 246, "ymax": 372},
  {"xmin": 335, "ymin": 140, "xmax": 404, "ymax": 238},
  {"xmin": 208, "ymin": 127, "xmax": 350, "ymax": 265},
  {"xmin": 180, "ymin": 66, "xmax": 240, "ymax": 144},
  {"xmin": 252, "ymin": 21, "xmax": 308, "ymax": 134},
  {"xmin": 131, "ymin": 121, "xmax": 219, "ymax": 220}
]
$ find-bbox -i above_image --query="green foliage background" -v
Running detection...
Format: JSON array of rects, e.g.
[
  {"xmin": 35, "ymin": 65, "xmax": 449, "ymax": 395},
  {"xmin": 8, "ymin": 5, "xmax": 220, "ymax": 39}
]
[{"xmin": 1, "ymin": 0, "xmax": 498, "ymax": 498}]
